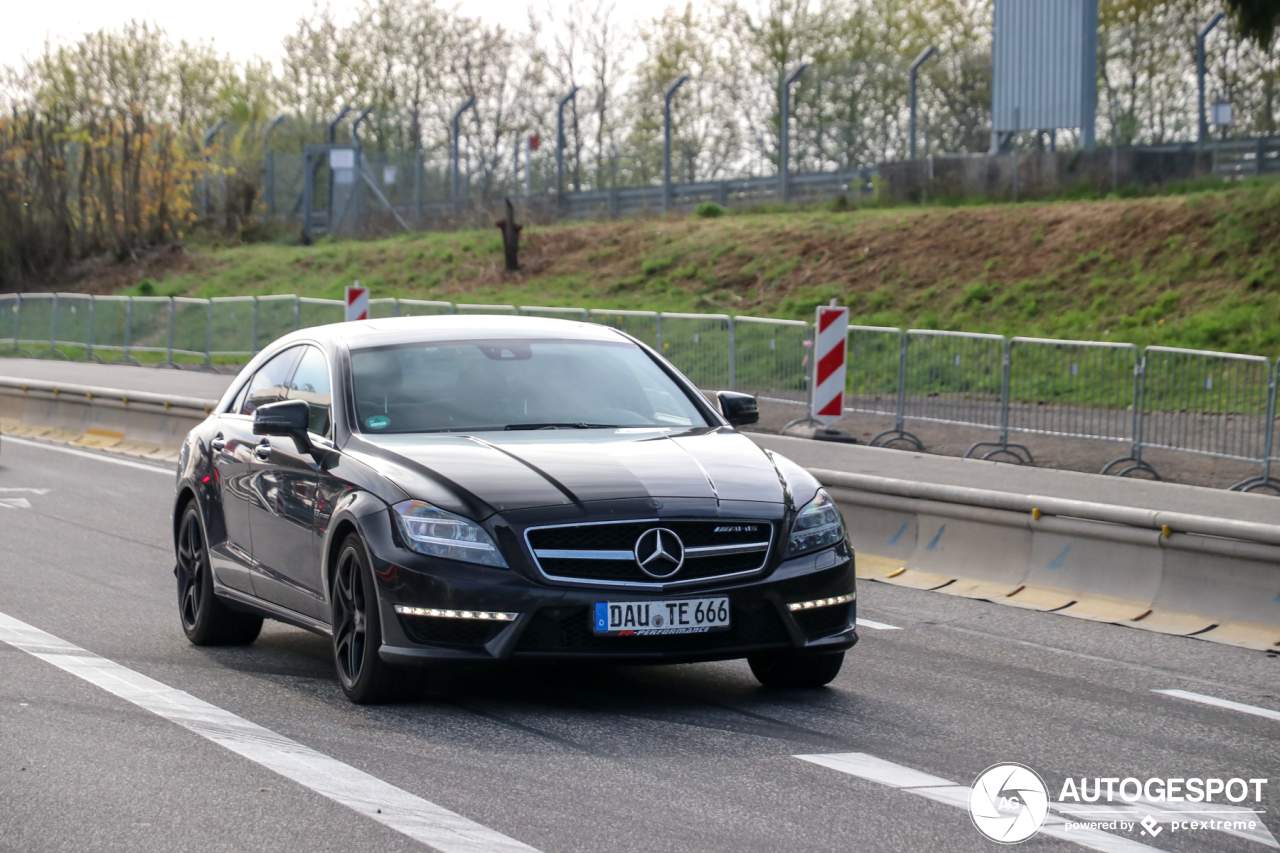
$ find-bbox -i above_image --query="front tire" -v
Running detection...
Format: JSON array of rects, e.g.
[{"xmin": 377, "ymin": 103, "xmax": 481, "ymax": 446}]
[
  {"xmin": 332, "ymin": 534, "xmax": 398, "ymax": 704},
  {"xmin": 748, "ymin": 651, "xmax": 844, "ymax": 688},
  {"xmin": 175, "ymin": 504, "xmax": 263, "ymax": 645}
]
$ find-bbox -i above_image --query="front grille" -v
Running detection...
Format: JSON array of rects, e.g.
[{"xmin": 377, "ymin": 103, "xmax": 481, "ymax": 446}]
[
  {"xmin": 514, "ymin": 600, "xmax": 791, "ymax": 655},
  {"xmin": 794, "ymin": 604, "xmax": 852, "ymax": 640},
  {"xmin": 398, "ymin": 615, "xmax": 506, "ymax": 648},
  {"xmin": 526, "ymin": 519, "xmax": 773, "ymax": 586}
]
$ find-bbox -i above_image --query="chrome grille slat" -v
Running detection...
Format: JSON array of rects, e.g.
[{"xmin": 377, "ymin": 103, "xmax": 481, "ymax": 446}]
[{"xmin": 524, "ymin": 519, "xmax": 774, "ymax": 589}]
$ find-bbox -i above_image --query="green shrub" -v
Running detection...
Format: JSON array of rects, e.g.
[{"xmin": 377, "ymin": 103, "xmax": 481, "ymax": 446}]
[
  {"xmin": 641, "ymin": 255, "xmax": 675, "ymax": 275},
  {"xmin": 694, "ymin": 202, "xmax": 726, "ymax": 219}
]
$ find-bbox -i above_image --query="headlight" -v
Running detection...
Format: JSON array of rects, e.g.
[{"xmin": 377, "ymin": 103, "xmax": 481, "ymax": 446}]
[
  {"xmin": 391, "ymin": 500, "xmax": 508, "ymax": 567},
  {"xmin": 785, "ymin": 490, "xmax": 845, "ymax": 558}
]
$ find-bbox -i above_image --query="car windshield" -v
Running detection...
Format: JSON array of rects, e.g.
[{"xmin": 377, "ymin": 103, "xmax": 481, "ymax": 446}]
[{"xmin": 350, "ymin": 338, "xmax": 708, "ymax": 434}]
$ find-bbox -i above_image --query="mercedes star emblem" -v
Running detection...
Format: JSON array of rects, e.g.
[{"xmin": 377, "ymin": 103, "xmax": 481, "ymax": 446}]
[{"xmin": 634, "ymin": 528, "xmax": 685, "ymax": 578}]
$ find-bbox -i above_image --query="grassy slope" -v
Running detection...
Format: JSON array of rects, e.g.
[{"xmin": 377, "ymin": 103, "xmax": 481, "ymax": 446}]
[{"xmin": 116, "ymin": 181, "xmax": 1280, "ymax": 357}]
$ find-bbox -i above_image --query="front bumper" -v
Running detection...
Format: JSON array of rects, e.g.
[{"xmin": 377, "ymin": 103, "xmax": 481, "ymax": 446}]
[{"xmin": 359, "ymin": 508, "xmax": 858, "ymax": 666}]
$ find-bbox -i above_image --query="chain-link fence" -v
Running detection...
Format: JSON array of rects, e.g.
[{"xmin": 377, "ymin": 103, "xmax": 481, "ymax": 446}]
[{"xmin": 5, "ymin": 294, "xmax": 1279, "ymax": 491}]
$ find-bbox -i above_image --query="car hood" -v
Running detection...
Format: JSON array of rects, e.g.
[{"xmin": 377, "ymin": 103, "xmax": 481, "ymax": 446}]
[{"xmin": 347, "ymin": 427, "xmax": 787, "ymax": 515}]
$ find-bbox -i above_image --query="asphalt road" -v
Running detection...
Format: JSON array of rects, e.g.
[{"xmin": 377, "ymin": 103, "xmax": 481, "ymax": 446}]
[{"xmin": 1, "ymin": 437, "xmax": 1278, "ymax": 853}]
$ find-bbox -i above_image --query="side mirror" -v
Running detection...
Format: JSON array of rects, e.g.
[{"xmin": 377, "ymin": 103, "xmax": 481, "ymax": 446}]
[
  {"xmin": 253, "ymin": 399, "xmax": 313, "ymax": 454},
  {"xmin": 717, "ymin": 391, "xmax": 759, "ymax": 427}
]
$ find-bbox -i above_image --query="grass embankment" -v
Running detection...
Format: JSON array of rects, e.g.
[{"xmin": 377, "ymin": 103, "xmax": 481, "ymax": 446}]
[{"xmin": 98, "ymin": 180, "xmax": 1280, "ymax": 358}]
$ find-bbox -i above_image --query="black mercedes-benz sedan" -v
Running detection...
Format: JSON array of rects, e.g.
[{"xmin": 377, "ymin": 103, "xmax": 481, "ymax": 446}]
[{"xmin": 173, "ymin": 315, "xmax": 857, "ymax": 703}]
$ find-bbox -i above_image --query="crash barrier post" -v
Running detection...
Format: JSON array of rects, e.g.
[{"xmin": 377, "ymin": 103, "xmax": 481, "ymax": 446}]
[
  {"xmin": 850, "ymin": 326, "xmax": 922, "ymax": 450},
  {"xmin": 659, "ymin": 313, "xmax": 732, "ymax": 390},
  {"xmin": 520, "ymin": 306, "xmax": 590, "ymax": 322},
  {"xmin": 902, "ymin": 330, "xmax": 1028, "ymax": 462},
  {"xmin": 733, "ymin": 317, "xmax": 809, "ymax": 408},
  {"xmin": 1117, "ymin": 346, "xmax": 1276, "ymax": 489},
  {"xmin": 998, "ymin": 337, "xmax": 1141, "ymax": 463},
  {"xmin": 588, "ymin": 309, "xmax": 660, "ymax": 350}
]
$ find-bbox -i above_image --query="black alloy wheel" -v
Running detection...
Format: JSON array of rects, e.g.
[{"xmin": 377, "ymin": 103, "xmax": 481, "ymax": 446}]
[
  {"xmin": 332, "ymin": 534, "xmax": 398, "ymax": 704},
  {"xmin": 748, "ymin": 650, "xmax": 844, "ymax": 688},
  {"xmin": 175, "ymin": 504, "xmax": 262, "ymax": 645}
]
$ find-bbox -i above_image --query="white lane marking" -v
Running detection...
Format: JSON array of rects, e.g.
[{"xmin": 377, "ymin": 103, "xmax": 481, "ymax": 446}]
[
  {"xmin": 855, "ymin": 618, "xmax": 901, "ymax": 631},
  {"xmin": 796, "ymin": 752, "xmax": 1162, "ymax": 853},
  {"xmin": 0, "ymin": 611, "xmax": 540, "ymax": 853},
  {"xmin": 1, "ymin": 435, "xmax": 175, "ymax": 475},
  {"xmin": 0, "ymin": 488, "xmax": 52, "ymax": 494},
  {"xmin": 0, "ymin": 498, "xmax": 32, "ymax": 509},
  {"xmin": 1154, "ymin": 689, "xmax": 1280, "ymax": 723}
]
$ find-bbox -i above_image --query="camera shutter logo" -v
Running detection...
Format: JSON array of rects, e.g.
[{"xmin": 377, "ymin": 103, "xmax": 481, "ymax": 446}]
[
  {"xmin": 634, "ymin": 528, "xmax": 684, "ymax": 578},
  {"xmin": 969, "ymin": 763, "xmax": 1049, "ymax": 844}
]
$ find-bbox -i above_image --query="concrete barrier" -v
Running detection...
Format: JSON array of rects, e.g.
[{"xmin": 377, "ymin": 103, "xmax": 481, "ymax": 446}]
[
  {"xmin": 0, "ymin": 376, "xmax": 216, "ymax": 457},
  {"xmin": 819, "ymin": 469, "xmax": 1280, "ymax": 651}
]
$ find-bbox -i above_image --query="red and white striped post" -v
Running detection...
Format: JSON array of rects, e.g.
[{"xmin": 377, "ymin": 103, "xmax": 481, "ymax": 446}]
[
  {"xmin": 345, "ymin": 282, "xmax": 369, "ymax": 321},
  {"xmin": 812, "ymin": 304, "xmax": 849, "ymax": 425}
]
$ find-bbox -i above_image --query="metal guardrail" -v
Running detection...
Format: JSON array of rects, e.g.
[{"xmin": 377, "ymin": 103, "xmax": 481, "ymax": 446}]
[{"xmin": 4, "ymin": 292, "xmax": 1279, "ymax": 492}]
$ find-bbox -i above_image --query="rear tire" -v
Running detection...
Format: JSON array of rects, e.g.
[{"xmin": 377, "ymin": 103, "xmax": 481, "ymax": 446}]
[
  {"xmin": 176, "ymin": 504, "xmax": 263, "ymax": 646},
  {"xmin": 748, "ymin": 651, "xmax": 844, "ymax": 688},
  {"xmin": 332, "ymin": 534, "xmax": 399, "ymax": 704}
]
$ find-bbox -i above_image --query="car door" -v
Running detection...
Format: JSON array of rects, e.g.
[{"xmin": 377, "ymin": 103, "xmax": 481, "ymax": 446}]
[
  {"xmin": 209, "ymin": 347, "xmax": 302, "ymax": 593},
  {"xmin": 247, "ymin": 345, "xmax": 332, "ymax": 620}
]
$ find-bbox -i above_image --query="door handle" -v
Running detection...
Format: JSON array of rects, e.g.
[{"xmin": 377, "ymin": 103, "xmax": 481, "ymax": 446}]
[
  {"xmin": 254, "ymin": 440, "xmax": 272, "ymax": 460},
  {"xmin": 211, "ymin": 434, "xmax": 226, "ymax": 453}
]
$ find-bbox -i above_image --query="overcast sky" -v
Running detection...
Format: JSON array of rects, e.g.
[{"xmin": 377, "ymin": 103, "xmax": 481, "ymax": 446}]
[{"xmin": 1, "ymin": 1, "xmax": 650, "ymax": 70}]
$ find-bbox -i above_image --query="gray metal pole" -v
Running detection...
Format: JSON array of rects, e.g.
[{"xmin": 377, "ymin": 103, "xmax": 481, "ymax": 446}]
[
  {"xmin": 351, "ymin": 108, "xmax": 374, "ymax": 233},
  {"xmin": 301, "ymin": 148, "xmax": 315, "ymax": 244},
  {"xmin": 1012, "ymin": 106, "xmax": 1021, "ymax": 202},
  {"xmin": 663, "ymin": 76, "xmax": 689, "ymax": 214},
  {"xmin": 908, "ymin": 46, "xmax": 937, "ymax": 160},
  {"xmin": 201, "ymin": 119, "xmax": 226, "ymax": 218},
  {"xmin": 779, "ymin": 64, "xmax": 808, "ymax": 203},
  {"xmin": 326, "ymin": 106, "xmax": 352, "ymax": 228},
  {"xmin": 1198, "ymin": 13, "xmax": 1225, "ymax": 147},
  {"xmin": 556, "ymin": 87, "xmax": 581, "ymax": 213},
  {"xmin": 252, "ymin": 297, "xmax": 260, "ymax": 354},
  {"xmin": 85, "ymin": 296, "xmax": 95, "ymax": 361},
  {"xmin": 452, "ymin": 97, "xmax": 476, "ymax": 206},
  {"xmin": 262, "ymin": 114, "xmax": 285, "ymax": 217}
]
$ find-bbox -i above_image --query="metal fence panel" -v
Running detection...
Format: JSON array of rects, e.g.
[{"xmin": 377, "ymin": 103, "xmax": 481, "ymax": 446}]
[
  {"xmin": 256, "ymin": 295, "xmax": 300, "ymax": 351},
  {"xmin": 589, "ymin": 309, "xmax": 660, "ymax": 350},
  {"xmin": 455, "ymin": 303, "xmax": 517, "ymax": 315},
  {"xmin": 1140, "ymin": 346, "xmax": 1272, "ymax": 462},
  {"xmin": 172, "ymin": 297, "xmax": 211, "ymax": 359},
  {"xmin": 1008, "ymin": 337, "xmax": 1137, "ymax": 442},
  {"xmin": 210, "ymin": 297, "xmax": 256, "ymax": 357},
  {"xmin": 299, "ymin": 297, "xmax": 344, "ymax": 329},
  {"xmin": 369, "ymin": 298, "xmax": 399, "ymax": 319},
  {"xmin": 903, "ymin": 330, "xmax": 1007, "ymax": 430},
  {"xmin": 847, "ymin": 326, "xmax": 904, "ymax": 420},
  {"xmin": 17, "ymin": 293, "xmax": 56, "ymax": 353},
  {"xmin": 1, "ymin": 293, "xmax": 18, "ymax": 351},
  {"xmin": 660, "ymin": 313, "xmax": 731, "ymax": 389},
  {"xmin": 520, "ymin": 306, "xmax": 589, "ymax": 322},
  {"xmin": 128, "ymin": 297, "xmax": 173, "ymax": 356},
  {"xmin": 54, "ymin": 293, "xmax": 93, "ymax": 354},
  {"xmin": 734, "ymin": 317, "xmax": 809, "ymax": 406},
  {"xmin": 396, "ymin": 300, "xmax": 453, "ymax": 317},
  {"xmin": 91, "ymin": 297, "xmax": 131, "ymax": 359}
]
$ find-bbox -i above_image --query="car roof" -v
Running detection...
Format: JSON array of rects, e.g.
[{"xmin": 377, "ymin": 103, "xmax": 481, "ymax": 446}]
[{"xmin": 274, "ymin": 314, "xmax": 631, "ymax": 350}]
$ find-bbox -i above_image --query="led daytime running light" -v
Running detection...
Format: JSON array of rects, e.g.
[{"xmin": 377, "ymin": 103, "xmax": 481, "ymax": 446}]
[
  {"xmin": 787, "ymin": 593, "xmax": 854, "ymax": 612},
  {"xmin": 395, "ymin": 604, "xmax": 518, "ymax": 621}
]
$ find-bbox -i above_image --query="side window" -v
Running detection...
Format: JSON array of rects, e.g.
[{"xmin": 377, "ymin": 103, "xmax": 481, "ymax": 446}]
[
  {"xmin": 239, "ymin": 347, "xmax": 303, "ymax": 416},
  {"xmin": 287, "ymin": 346, "xmax": 332, "ymax": 436},
  {"xmin": 229, "ymin": 381, "xmax": 250, "ymax": 416}
]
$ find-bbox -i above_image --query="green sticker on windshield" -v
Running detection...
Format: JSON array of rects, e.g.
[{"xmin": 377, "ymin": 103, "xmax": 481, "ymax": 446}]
[{"xmin": 366, "ymin": 415, "xmax": 390, "ymax": 430}]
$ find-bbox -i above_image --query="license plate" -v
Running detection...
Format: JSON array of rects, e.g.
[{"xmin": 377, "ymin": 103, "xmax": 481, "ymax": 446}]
[{"xmin": 592, "ymin": 597, "xmax": 730, "ymax": 636}]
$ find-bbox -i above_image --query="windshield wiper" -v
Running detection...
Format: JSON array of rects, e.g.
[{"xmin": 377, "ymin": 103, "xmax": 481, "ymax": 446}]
[{"xmin": 503, "ymin": 422, "xmax": 617, "ymax": 430}]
